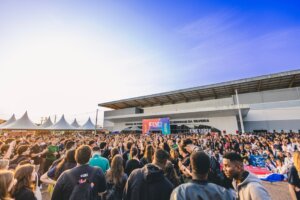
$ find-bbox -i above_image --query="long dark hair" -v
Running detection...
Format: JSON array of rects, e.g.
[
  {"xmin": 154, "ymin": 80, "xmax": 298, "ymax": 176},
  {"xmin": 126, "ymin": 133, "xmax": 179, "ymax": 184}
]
[
  {"xmin": 143, "ymin": 145, "xmax": 154, "ymax": 163},
  {"xmin": 107, "ymin": 155, "xmax": 124, "ymax": 185},
  {"xmin": 13, "ymin": 164, "xmax": 35, "ymax": 195},
  {"xmin": 55, "ymin": 150, "xmax": 76, "ymax": 180}
]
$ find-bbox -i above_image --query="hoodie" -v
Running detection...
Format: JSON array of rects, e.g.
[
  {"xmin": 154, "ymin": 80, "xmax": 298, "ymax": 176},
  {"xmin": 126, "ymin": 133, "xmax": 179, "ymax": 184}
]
[
  {"xmin": 170, "ymin": 180, "xmax": 234, "ymax": 200},
  {"xmin": 233, "ymin": 172, "xmax": 271, "ymax": 200},
  {"xmin": 123, "ymin": 163, "xmax": 174, "ymax": 200}
]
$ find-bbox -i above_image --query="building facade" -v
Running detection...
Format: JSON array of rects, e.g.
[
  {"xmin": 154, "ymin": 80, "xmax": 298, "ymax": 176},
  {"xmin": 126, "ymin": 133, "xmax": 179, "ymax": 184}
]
[{"xmin": 99, "ymin": 70, "xmax": 300, "ymax": 134}]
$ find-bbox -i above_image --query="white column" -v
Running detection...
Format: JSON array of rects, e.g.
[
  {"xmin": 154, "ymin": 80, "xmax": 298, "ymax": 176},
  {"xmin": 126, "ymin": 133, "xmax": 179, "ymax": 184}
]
[{"xmin": 235, "ymin": 89, "xmax": 245, "ymax": 134}]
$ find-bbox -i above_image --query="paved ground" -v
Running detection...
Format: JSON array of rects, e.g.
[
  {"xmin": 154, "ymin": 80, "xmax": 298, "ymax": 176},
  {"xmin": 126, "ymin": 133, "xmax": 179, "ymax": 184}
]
[
  {"xmin": 42, "ymin": 181, "xmax": 291, "ymax": 200},
  {"xmin": 263, "ymin": 181, "xmax": 291, "ymax": 200}
]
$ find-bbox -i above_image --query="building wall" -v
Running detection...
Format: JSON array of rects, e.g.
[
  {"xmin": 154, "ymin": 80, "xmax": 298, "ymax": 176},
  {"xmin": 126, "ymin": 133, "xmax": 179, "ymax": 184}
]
[
  {"xmin": 106, "ymin": 115, "xmax": 238, "ymax": 133},
  {"xmin": 104, "ymin": 107, "xmax": 143, "ymax": 118},
  {"xmin": 143, "ymin": 97, "xmax": 234, "ymax": 114},
  {"xmin": 243, "ymin": 99, "xmax": 300, "ymax": 132},
  {"xmin": 103, "ymin": 87, "xmax": 300, "ymax": 133},
  {"xmin": 236, "ymin": 87, "xmax": 300, "ymax": 104}
]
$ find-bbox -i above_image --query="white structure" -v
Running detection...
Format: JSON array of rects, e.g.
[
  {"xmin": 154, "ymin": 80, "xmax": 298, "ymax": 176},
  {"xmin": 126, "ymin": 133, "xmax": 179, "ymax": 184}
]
[
  {"xmin": 99, "ymin": 70, "xmax": 300, "ymax": 133},
  {"xmin": 40, "ymin": 117, "xmax": 53, "ymax": 128},
  {"xmin": 80, "ymin": 117, "xmax": 95, "ymax": 130},
  {"xmin": 71, "ymin": 119, "xmax": 81, "ymax": 128},
  {"xmin": 0, "ymin": 114, "xmax": 16, "ymax": 128},
  {"xmin": 2, "ymin": 112, "xmax": 38, "ymax": 130},
  {"xmin": 47, "ymin": 115, "xmax": 76, "ymax": 130}
]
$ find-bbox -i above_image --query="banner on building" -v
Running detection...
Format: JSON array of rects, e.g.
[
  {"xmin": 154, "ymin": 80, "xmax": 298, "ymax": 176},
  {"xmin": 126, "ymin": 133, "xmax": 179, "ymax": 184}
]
[{"xmin": 142, "ymin": 118, "xmax": 171, "ymax": 135}]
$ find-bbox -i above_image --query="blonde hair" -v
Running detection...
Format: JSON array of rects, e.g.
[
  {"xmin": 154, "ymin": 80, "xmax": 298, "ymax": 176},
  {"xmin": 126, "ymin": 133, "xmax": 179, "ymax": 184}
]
[
  {"xmin": 0, "ymin": 159, "xmax": 9, "ymax": 170},
  {"xmin": 293, "ymin": 151, "xmax": 300, "ymax": 172}
]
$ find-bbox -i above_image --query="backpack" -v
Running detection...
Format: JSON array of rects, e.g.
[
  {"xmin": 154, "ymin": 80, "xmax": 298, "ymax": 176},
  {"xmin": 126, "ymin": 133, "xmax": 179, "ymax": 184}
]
[
  {"xmin": 67, "ymin": 168, "xmax": 99, "ymax": 200},
  {"xmin": 100, "ymin": 183, "xmax": 117, "ymax": 200}
]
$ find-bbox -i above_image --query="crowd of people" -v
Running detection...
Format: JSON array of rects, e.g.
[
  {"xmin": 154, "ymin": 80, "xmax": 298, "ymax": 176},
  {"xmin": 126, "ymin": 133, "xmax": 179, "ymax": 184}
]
[{"xmin": 0, "ymin": 131, "xmax": 300, "ymax": 200}]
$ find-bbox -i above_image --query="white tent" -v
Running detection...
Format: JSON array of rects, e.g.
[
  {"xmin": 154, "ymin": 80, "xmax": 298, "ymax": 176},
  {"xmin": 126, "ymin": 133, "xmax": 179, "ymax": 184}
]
[
  {"xmin": 0, "ymin": 114, "xmax": 16, "ymax": 128},
  {"xmin": 80, "ymin": 117, "xmax": 95, "ymax": 130},
  {"xmin": 40, "ymin": 117, "xmax": 53, "ymax": 128},
  {"xmin": 47, "ymin": 115, "xmax": 76, "ymax": 130},
  {"xmin": 2, "ymin": 112, "xmax": 38, "ymax": 130},
  {"xmin": 71, "ymin": 118, "xmax": 81, "ymax": 128}
]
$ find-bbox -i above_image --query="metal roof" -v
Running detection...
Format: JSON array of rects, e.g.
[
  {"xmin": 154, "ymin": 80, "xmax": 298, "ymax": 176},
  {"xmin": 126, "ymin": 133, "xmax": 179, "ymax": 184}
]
[{"xmin": 99, "ymin": 70, "xmax": 300, "ymax": 110}]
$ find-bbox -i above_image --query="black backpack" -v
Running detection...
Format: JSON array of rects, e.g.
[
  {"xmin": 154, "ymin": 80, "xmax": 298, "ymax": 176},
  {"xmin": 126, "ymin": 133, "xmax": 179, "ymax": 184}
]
[
  {"xmin": 67, "ymin": 168, "xmax": 99, "ymax": 200},
  {"xmin": 100, "ymin": 184, "xmax": 117, "ymax": 200}
]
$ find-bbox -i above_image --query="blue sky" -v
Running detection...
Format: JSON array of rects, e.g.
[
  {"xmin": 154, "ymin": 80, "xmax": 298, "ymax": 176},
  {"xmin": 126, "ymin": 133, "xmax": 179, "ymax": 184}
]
[{"xmin": 0, "ymin": 0, "xmax": 300, "ymax": 124}]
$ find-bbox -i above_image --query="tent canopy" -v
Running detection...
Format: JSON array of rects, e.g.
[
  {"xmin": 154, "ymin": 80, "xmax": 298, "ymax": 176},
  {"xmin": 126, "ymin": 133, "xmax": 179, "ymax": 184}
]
[
  {"xmin": 47, "ymin": 115, "xmax": 76, "ymax": 130},
  {"xmin": 80, "ymin": 117, "xmax": 95, "ymax": 130},
  {"xmin": 2, "ymin": 112, "xmax": 38, "ymax": 130},
  {"xmin": 71, "ymin": 118, "xmax": 81, "ymax": 128},
  {"xmin": 40, "ymin": 117, "xmax": 53, "ymax": 128},
  {"xmin": 0, "ymin": 114, "xmax": 16, "ymax": 128}
]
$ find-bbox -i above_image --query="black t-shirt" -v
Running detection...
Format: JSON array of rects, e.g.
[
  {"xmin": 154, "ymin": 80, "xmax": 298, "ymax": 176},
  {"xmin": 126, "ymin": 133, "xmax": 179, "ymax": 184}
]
[
  {"xmin": 13, "ymin": 188, "xmax": 37, "ymax": 200},
  {"xmin": 51, "ymin": 164, "xmax": 107, "ymax": 200},
  {"xmin": 288, "ymin": 166, "xmax": 300, "ymax": 199}
]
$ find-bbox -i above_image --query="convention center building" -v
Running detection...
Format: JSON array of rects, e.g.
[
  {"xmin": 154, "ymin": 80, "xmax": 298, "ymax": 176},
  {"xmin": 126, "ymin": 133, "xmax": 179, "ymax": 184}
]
[{"xmin": 99, "ymin": 70, "xmax": 300, "ymax": 134}]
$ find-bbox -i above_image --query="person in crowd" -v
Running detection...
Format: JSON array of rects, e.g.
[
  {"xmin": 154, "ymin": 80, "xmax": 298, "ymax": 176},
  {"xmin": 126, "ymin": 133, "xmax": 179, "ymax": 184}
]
[
  {"xmin": 103, "ymin": 155, "xmax": 128, "ymax": 200},
  {"xmin": 29, "ymin": 137, "xmax": 45, "ymax": 173},
  {"xmin": 170, "ymin": 151, "xmax": 233, "ymax": 200},
  {"xmin": 122, "ymin": 142, "xmax": 133, "ymax": 166},
  {"xmin": 100, "ymin": 142, "xmax": 110, "ymax": 159},
  {"xmin": 288, "ymin": 151, "xmax": 300, "ymax": 200},
  {"xmin": 140, "ymin": 145, "xmax": 154, "ymax": 167},
  {"xmin": 223, "ymin": 152, "xmax": 271, "ymax": 200},
  {"xmin": 0, "ymin": 159, "xmax": 9, "ymax": 170},
  {"xmin": 0, "ymin": 170, "xmax": 16, "ymax": 200},
  {"xmin": 51, "ymin": 145, "xmax": 107, "ymax": 200},
  {"xmin": 41, "ymin": 149, "xmax": 77, "ymax": 185},
  {"xmin": 44, "ymin": 138, "xmax": 60, "ymax": 173},
  {"xmin": 165, "ymin": 160, "xmax": 182, "ymax": 187},
  {"xmin": 48, "ymin": 140, "xmax": 76, "ymax": 170},
  {"xmin": 1, "ymin": 140, "xmax": 16, "ymax": 160},
  {"xmin": 123, "ymin": 149, "xmax": 174, "ymax": 200},
  {"xmin": 265, "ymin": 158, "xmax": 277, "ymax": 172},
  {"xmin": 9, "ymin": 145, "xmax": 31, "ymax": 169},
  {"xmin": 12, "ymin": 164, "xmax": 37, "ymax": 200},
  {"xmin": 89, "ymin": 146, "xmax": 110, "ymax": 174},
  {"xmin": 179, "ymin": 138, "xmax": 224, "ymax": 186},
  {"xmin": 109, "ymin": 147, "xmax": 119, "ymax": 164},
  {"xmin": 125, "ymin": 146, "xmax": 142, "ymax": 176}
]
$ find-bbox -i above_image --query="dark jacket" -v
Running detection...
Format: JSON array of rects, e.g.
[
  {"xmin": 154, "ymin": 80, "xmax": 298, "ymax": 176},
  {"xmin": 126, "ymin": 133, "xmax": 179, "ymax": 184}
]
[
  {"xmin": 51, "ymin": 164, "xmax": 107, "ymax": 200},
  {"xmin": 14, "ymin": 187, "xmax": 37, "ymax": 200},
  {"xmin": 123, "ymin": 163, "xmax": 174, "ymax": 200}
]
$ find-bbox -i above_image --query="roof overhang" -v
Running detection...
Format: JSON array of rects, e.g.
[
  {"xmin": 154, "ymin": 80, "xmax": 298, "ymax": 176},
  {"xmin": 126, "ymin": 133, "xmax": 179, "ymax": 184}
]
[
  {"xmin": 104, "ymin": 105, "xmax": 250, "ymax": 122},
  {"xmin": 99, "ymin": 70, "xmax": 300, "ymax": 109}
]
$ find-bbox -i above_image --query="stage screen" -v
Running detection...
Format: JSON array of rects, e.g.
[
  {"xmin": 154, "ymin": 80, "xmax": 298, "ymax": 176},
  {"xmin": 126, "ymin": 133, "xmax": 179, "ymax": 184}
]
[{"xmin": 142, "ymin": 118, "xmax": 171, "ymax": 135}]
